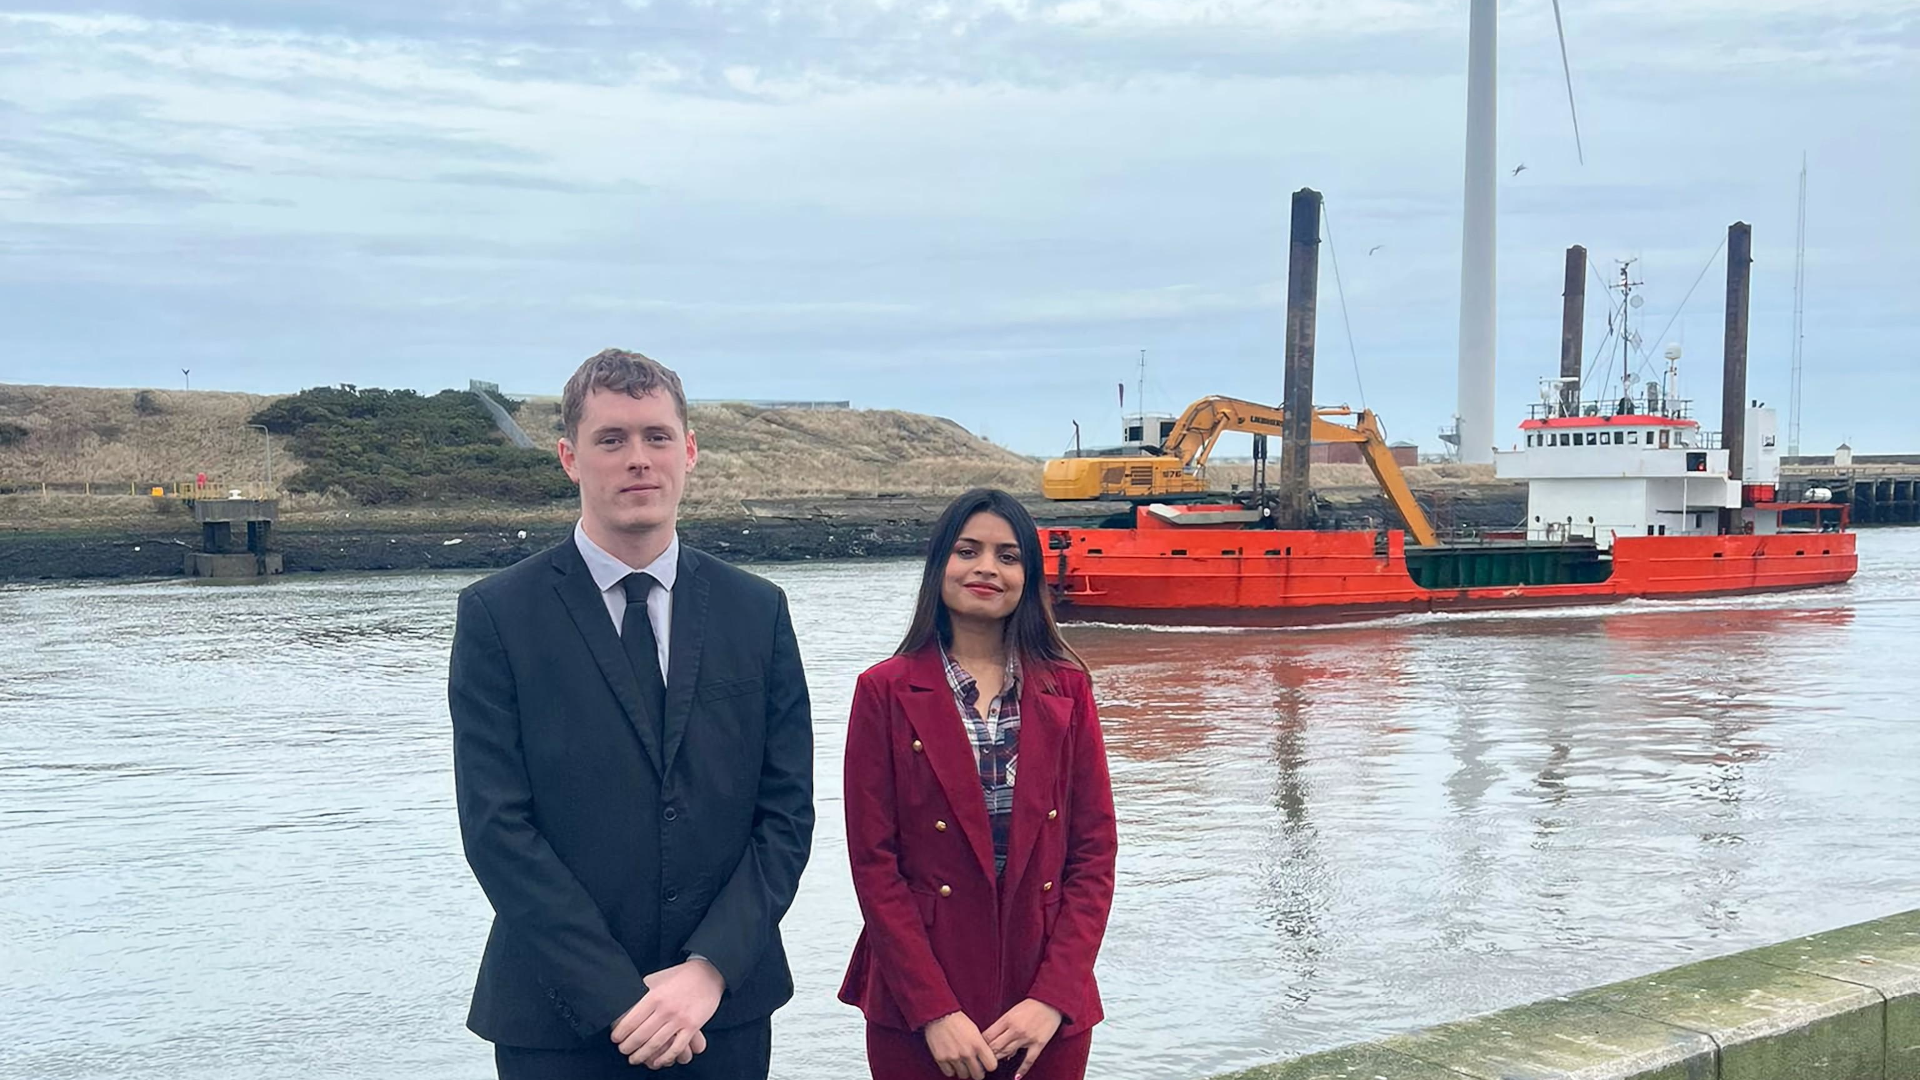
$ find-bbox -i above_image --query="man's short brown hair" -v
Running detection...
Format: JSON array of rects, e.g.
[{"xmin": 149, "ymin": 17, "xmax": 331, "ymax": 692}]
[{"xmin": 561, "ymin": 348, "xmax": 689, "ymax": 442}]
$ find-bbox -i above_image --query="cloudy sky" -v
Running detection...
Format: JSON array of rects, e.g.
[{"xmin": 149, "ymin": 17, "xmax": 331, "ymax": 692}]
[{"xmin": 2, "ymin": 0, "xmax": 1914, "ymax": 455}]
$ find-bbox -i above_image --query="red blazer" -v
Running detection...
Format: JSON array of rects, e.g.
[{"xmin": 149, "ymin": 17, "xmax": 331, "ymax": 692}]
[{"xmin": 838, "ymin": 645, "xmax": 1118, "ymax": 1040}]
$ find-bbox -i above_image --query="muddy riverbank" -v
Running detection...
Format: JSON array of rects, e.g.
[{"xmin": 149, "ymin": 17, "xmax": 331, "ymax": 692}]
[
  {"xmin": 0, "ymin": 496, "xmax": 1085, "ymax": 581},
  {"xmin": 0, "ymin": 487, "xmax": 1530, "ymax": 582}
]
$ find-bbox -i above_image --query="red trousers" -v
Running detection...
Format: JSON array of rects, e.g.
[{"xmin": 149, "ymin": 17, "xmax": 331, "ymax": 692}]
[{"xmin": 864, "ymin": 1023, "xmax": 1092, "ymax": 1080}]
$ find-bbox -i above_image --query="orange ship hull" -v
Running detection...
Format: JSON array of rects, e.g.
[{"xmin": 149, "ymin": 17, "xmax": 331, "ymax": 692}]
[{"xmin": 1043, "ymin": 525, "xmax": 1858, "ymax": 627}]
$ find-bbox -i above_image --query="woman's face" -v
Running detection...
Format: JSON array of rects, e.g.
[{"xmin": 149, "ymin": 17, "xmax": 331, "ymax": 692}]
[{"xmin": 941, "ymin": 510, "xmax": 1025, "ymax": 626}]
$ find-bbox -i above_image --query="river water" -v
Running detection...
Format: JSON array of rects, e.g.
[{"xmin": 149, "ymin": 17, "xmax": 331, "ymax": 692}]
[{"xmin": 4, "ymin": 530, "xmax": 1918, "ymax": 1080}]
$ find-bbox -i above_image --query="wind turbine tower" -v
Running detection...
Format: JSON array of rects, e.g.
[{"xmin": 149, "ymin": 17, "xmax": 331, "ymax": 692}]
[
  {"xmin": 1455, "ymin": 0, "xmax": 1499, "ymax": 464},
  {"xmin": 1454, "ymin": 0, "xmax": 1583, "ymax": 464}
]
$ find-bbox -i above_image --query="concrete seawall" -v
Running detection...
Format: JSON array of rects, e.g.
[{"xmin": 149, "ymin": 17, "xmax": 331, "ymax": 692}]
[
  {"xmin": 1216, "ymin": 908, "xmax": 1919, "ymax": 1080},
  {"xmin": 469, "ymin": 383, "xmax": 537, "ymax": 448}
]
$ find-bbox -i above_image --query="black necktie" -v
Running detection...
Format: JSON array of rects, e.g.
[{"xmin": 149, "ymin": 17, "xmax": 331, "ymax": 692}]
[{"xmin": 620, "ymin": 572, "xmax": 667, "ymax": 747}]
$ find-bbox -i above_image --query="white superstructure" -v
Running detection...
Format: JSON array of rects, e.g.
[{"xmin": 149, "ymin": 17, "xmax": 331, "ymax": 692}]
[{"xmin": 1496, "ymin": 387, "xmax": 1782, "ymax": 548}]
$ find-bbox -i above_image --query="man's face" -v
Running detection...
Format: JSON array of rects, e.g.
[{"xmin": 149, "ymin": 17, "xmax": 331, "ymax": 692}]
[{"xmin": 558, "ymin": 387, "xmax": 697, "ymax": 535}]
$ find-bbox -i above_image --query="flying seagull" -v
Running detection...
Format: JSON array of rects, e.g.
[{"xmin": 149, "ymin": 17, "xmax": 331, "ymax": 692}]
[
  {"xmin": 1512, "ymin": 163, "xmax": 1528, "ymax": 177},
  {"xmin": 1368, "ymin": 244, "xmax": 1384, "ymax": 256}
]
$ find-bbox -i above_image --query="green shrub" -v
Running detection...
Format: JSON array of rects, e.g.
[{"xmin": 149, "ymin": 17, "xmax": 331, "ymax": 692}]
[
  {"xmin": 251, "ymin": 387, "xmax": 573, "ymax": 504},
  {"xmin": 0, "ymin": 420, "xmax": 28, "ymax": 448}
]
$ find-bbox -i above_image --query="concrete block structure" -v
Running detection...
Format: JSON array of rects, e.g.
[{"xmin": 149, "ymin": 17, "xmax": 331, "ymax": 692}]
[
  {"xmin": 1213, "ymin": 908, "xmax": 1920, "ymax": 1080},
  {"xmin": 184, "ymin": 495, "xmax": 281, "ymax": 579}
]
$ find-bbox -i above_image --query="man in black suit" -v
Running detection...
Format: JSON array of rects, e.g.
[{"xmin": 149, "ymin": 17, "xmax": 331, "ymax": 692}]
[{"xmin": 449, "ymin": 349, "xmax": 814, "ymax": 1079}]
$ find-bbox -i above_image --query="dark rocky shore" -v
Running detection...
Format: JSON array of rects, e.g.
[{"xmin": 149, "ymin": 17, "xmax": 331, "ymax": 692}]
[
  {"xmin": 0, "ymin": 508, "xmax": 955, "ymax": 583},
  {"xmin": 0, "ymin": 488, "xmax": 1530, "ymax": 583}
]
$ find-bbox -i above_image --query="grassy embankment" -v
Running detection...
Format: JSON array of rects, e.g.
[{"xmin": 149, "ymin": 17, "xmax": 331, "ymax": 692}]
[
  {"xmin": 0, "ymin": 383, "xmax": 1042, "ymax": 533},
  {"xmin": 0, "ymin": 382, "xmax": 1505, "ymax": 536}
]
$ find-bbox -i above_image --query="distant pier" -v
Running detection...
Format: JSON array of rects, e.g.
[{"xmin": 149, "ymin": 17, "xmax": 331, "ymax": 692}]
[{"xmin": 1782, "ymin": 454, "xmax": 1920, "ymax": 527}]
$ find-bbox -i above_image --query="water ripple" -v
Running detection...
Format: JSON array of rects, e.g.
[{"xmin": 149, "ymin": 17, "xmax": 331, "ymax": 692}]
[{"xmin": 2, "ymin": 533, "xmax": 1918, "ymax": 1079}]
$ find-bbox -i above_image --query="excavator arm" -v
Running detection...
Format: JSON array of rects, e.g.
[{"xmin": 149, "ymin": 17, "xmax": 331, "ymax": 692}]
[
  {"xmin": 1323, "ymin": 411, "xmax": 1440, "ymax": 548},
  {"xmin": 1160, "ymin": 397, "xmax": 1288, "ymax": 467},
  {"xmin": 1043, "ymin": 394, "xmax": 1439, "ymax": 547},
  {"xmin": 1152, "ymin": 397, "xmax": 1438, "ymax": 546}
]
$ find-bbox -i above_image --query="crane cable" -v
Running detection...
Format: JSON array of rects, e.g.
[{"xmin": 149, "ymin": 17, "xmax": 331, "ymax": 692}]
[
  {"xmin": 1635, "ymin": 234, "xmax": 1728, "ymax": 385},
  {"xmin": 1580, "ymin": 234, "xmax": 1727, "ymax": 396},
  {"xmin": 1319, "ymin": 202, "xmax": 1369, "ymax": 413},
  {"xmin": 1581, "ymin": 257, "xmax": 1616, "ymax": 395}
]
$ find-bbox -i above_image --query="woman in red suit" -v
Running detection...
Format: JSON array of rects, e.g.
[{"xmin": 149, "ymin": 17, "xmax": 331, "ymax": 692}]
[{"xmin": 840, "ymin": 488, "xmax": 1118, "ymax": 1080}]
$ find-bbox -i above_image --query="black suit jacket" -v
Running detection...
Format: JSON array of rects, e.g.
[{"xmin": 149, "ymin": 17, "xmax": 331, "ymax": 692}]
[{"xmin": 449, "ymin": 536, "xmax": 815, "ymax": 1048}]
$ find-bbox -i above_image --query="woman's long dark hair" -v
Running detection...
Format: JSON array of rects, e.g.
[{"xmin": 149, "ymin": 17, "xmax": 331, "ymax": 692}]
[{"xmin": 895, "ymin": 488, "xmax": 1086, "ymax": 689}]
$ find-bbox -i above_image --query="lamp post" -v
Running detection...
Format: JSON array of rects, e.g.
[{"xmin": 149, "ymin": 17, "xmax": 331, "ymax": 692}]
[{"xmin": 247, "ymin": 424, "xmax": 272, "ymax": 491}]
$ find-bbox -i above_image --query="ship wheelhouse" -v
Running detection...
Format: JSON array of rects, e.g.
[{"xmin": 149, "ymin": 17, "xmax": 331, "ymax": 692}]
[{"xmin": 1494, "ymin": 385, "xmax": 1794, "ymax": 549}]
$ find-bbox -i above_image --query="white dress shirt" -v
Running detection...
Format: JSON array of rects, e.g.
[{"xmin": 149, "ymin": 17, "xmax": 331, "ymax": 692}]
[{"xmin": 573, "ymin": 520, "xmax": 678, "ymax": 679}]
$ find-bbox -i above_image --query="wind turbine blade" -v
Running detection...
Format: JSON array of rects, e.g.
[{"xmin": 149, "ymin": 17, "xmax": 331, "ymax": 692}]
[{"xmin": 1550, "ymin": 0, "xmax": 1586, "ymax": 164}]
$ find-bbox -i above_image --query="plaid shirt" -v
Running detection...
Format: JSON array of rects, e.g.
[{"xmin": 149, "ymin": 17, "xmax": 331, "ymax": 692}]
[{"xmin": 940, "ymin": 645, "xmax": 1022, "ymax": 876}]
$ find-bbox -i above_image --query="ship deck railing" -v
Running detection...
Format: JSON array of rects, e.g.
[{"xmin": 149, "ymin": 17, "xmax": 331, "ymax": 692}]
[{"xmin": 1526, "ymin": 398, "xmax": 1696, "ymax": 423}]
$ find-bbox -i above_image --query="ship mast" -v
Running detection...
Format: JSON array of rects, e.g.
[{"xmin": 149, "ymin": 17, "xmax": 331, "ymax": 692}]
[
  {"xmin": 1137, "ymin": 348, "xmax": 1147, "ymax": 425},
  {"xmin": 1610, "ymin": 259, "xmax": 1643, "ymax": 412}
]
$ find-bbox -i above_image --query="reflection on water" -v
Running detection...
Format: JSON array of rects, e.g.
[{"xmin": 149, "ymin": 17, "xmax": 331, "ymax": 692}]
[{"xmin": 3, "ymin": 532, "xmax": 1918, "ymax": 1080}]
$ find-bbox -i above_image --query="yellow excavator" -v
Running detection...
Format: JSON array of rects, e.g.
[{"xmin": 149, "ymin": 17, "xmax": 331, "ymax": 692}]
[{"xmin": 1041, "ymin": 395, "xmax": 1440, "ymax": 547}]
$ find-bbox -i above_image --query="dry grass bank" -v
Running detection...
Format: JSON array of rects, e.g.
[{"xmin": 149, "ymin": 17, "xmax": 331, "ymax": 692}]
[
  {"xmin": 0, "ymin": 384, "xmax": 294, "ymax": 489},
  {"xmin": 0, "ymin": 383, "xmax": 1505, "ymax": 536},
  {"xmin": 0, "ymin": 384, "xmax": 1041, "ymax": 527},
  {"xmin": 514, "ymin": 397, "xmax": 1039, "ymax": 510}
]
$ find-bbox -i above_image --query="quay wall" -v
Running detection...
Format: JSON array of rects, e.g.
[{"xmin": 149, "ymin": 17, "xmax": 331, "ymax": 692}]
[{"xmin": 1215, "ymin": 908, "xmax": 1920, "ymax": 1080}]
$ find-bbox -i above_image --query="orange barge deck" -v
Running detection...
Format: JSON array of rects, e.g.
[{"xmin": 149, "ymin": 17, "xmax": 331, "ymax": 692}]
[{"xmin": 1043, "ymin": 519, "xmax": 1857, "ymax": 627}]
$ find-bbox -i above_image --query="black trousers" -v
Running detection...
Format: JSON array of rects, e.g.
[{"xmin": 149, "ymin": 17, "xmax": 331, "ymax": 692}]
[{"xmin": 494, "ymin": 1018, "xmax": 772, "ymax": 1080}]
